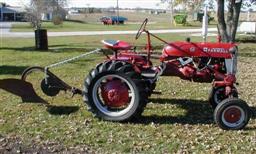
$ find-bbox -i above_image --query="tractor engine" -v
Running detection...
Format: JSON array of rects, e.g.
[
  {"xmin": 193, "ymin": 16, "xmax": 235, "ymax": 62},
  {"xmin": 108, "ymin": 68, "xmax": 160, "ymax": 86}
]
[
  {"xmin": 160, "ymin": 43, "xmax": 238, "ymax": 83},
  {"xmin": 162, "ymin": 57, "xmax": 217, "ymax": 82}
]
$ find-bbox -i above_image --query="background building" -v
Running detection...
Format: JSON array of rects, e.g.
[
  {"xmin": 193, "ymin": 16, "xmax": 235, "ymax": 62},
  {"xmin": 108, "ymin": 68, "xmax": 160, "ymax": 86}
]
[{"xmin": 0, "ymin": 3, "xmax": 26, "ymax": 21}]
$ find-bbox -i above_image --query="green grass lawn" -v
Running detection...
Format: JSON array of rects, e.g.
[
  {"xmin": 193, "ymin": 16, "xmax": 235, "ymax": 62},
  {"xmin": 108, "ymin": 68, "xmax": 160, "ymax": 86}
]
[
  {"xmin": 1, "ymin": 34, "xmax": 256, "ymax": 153},
  {"xmin": 11, "ymin": 20, "xmax": 215, "ymax": 32},
  {"xmin": 11, "ymin": 12, "xmax": 217, "ymax": 32}
]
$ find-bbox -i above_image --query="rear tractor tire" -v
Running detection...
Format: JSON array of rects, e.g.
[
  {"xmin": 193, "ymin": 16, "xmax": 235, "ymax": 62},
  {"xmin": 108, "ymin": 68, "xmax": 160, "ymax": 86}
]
[{"xmin": 83, "ymin": 61, "xmax": 149, "ymax": 121}]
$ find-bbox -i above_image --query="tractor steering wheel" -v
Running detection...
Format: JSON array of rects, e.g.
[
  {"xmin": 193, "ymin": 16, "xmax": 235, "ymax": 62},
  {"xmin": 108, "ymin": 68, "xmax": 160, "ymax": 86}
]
[{"xmin": 135, "ymin": 18, "xmax": 148, "ymax": 40}]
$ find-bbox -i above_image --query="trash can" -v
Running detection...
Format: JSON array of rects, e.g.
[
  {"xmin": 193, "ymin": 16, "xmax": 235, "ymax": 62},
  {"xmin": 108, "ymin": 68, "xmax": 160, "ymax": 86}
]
[{"xmin": 35, "ymin": 29, "xmax": 48, "ymax": 50}]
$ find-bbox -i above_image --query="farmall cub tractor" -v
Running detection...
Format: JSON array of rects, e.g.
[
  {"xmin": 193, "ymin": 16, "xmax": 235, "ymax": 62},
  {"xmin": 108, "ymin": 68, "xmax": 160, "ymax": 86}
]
[
  {"xmin": 83, "ymin": 19, "xmax": 251, "ymax": 130},
  {"xmin": 0, "ymin": 19, "xmax": 251, "ymax": 130}
]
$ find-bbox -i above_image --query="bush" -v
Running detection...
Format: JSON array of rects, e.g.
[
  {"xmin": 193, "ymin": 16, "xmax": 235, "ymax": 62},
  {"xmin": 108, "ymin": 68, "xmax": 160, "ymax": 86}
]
[
  {"xmin": 174, "ymin": 14, "xmax": 187, "ymax": 25},
  {"xmin": 197, "ymin": 13, "xmax": 214, "ymax": 23},
  {"xmin": 52, "ymin": 15, "xmax": 63, "ymax": 25}
]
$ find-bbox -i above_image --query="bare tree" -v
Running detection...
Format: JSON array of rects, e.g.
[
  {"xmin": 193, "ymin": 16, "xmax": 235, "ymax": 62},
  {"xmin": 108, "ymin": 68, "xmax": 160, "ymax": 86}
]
[
  {"xmin": 217, "ymin": 0, "xmax": 255, "ymax": 42},
  {"xmin": 25, "ymin": 0, "xmax": 67, "ymax": 29},
  {"xmin": 25, "ymin": 0, "xmax": 46, "ymax": 29},
  {"xmin": 161, "ymin": 0, "xmax": 204, "ymax": 24},
  {"xmin": 160, "ymin": 0, "xmax": 176, "ymax": 24}
]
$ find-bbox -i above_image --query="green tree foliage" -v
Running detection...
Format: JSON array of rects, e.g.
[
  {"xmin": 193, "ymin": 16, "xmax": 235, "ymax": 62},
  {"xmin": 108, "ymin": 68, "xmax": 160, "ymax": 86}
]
[{"xmin": 173, "ymin": 14, "xmax": 187, "ymax": 25}]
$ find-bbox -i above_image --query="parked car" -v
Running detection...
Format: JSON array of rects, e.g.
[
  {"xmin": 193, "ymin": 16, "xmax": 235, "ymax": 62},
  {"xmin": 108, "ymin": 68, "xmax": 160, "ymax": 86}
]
[{"xmin": 100, "ymin": 16, "xmax": 128, "ymax": 25}]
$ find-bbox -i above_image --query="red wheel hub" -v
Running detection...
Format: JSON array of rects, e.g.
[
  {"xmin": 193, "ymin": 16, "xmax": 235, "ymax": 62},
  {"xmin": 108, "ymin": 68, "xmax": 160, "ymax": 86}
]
[
  {"xmin": 224, "ymin": 107, "xmax": 241, "ymax": 123},
  {"xmin": 101, "ymin": 80, "xmax": 129, "ymax": 107}
]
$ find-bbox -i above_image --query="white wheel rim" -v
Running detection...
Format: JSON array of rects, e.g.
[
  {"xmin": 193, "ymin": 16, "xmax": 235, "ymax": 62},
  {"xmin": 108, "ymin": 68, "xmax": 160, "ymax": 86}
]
[
  {"xmin": 92, "ymin": 74, "xmax": 136, "ymax": 117},
  {"xmin": 221, "ymin": 105, "xmax": 245, "ymax": 128}
]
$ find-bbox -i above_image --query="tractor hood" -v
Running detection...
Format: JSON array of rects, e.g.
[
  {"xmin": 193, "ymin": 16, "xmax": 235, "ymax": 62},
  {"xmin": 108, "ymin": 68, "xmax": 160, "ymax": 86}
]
[{"xmin": 162, "ymin": 42, "xmax": 237, "ymax": 59}]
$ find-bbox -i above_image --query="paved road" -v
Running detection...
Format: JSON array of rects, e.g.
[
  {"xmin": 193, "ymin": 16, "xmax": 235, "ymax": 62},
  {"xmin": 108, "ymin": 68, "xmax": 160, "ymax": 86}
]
[
  {"xmin": 0, "ymin": 22, "xmax": 218, "ymax": 38},
  {"xmin": 0, "ymin": 22, "xmax": 12, "ymax": 33}
]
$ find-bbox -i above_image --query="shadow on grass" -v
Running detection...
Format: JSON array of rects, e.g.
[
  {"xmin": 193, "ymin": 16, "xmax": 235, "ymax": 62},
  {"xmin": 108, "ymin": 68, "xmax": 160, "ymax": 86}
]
[
  {"xmin": 1, "ymin": 47, "xmax": 36, "ymax": 51},
  {"xmin": 46, "ymin": 105, "xmax": 79, "ymax": 115},
  {"xmin": 239, "ymin": 53, "xmax": 256, "ymax": 58},
  {"xmin": 236, "ymin": 36, "xmax": 256, "ymax": 43},
  {"xmin": 134, "ymin": 98, "xmax": 214, "ymax": 125},
  {"xmin": 133, "ymin": 98, "xmax": 256, "ymax": 125},
  {"xmin": 65, "ymin": 19, "xmax": 87, "ymax": 23},
  {"xmin": 0, "ymin": 65, "xmax": 29, "ymax": 75},
  {"xmin": 1, "ymin": 45, "xmax": 99, "ymax": 53},
  {"xmin": 250, "ymin": 106, "xmax": 256, "ymax": 119},
  {"xmin": 49, "ymin": 47, "xmax": 96, "ymax": 53}
]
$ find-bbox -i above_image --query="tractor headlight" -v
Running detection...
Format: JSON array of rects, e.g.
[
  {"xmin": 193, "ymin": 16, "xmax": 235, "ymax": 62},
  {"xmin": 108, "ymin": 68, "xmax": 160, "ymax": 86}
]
[
  {"xmin": 225, "ymin": 47, "xmax": 238, "ymax": 75},
  {"xmin": 229, "ymin": 46, "xmax": 238, "ymax": 74}
]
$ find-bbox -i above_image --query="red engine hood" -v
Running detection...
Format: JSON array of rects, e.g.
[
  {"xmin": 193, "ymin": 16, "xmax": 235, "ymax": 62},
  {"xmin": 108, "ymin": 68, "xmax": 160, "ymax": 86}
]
[{"xmin": 162, "ymin": 42, "xmax": 236, "ymax": 59}]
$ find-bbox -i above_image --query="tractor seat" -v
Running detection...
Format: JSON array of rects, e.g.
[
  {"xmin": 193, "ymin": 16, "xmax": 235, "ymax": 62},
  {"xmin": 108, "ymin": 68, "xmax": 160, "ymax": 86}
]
[{"xmin": 102, "ymin": 40, "xmax": 132, "ymax": 50}]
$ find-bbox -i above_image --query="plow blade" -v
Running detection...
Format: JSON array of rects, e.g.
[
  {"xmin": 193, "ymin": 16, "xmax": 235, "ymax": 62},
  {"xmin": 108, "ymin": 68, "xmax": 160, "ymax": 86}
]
[{"xmin": 0, "ymin": 79, "xmax": 47, "ymax": 103}]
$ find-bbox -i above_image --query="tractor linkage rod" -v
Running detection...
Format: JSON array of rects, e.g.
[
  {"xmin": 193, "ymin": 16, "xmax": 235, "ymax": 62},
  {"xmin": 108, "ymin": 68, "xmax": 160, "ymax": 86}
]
[
  {"xmin": 44, "ymin": 48, "xmax": 101, "ymax": 83},
  {"xmin": 43, "ymin": 48, "xmax": 101, "ymax": 96}
]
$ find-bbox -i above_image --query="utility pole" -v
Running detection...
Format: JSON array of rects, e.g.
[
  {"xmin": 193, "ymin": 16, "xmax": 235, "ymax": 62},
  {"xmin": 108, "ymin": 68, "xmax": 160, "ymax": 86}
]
[
  {"xmin": 56, "ymin": 0, "xmax": 59, "ymax": 19},
  {"xmin": 86, "ymin": 3, "xmax": 90, "ymax": 14},
  {"xmin": 170, "ymin": 0, "xmax": 173, "ymax": 25},
  {"xmin": 116, "ymin": 0, "xmax": 119, "ymax": 24}
]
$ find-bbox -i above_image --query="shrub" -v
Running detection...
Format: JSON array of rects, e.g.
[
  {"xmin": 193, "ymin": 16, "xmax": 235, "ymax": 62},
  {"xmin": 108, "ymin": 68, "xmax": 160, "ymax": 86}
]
[
  {"xmin": 52, "ymin": 15, "xmax": 63, "ymax": 25},
  {"xmin": 174, "ymin": 14, "xmax": 187, "ymax": 25}
]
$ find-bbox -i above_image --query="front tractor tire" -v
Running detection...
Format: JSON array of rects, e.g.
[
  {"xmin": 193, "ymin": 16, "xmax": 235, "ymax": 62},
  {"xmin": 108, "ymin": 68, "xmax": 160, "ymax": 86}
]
[
  {"xmin": 83, "ymin": 61, "xmax": 149, "ymax": 121},
  {"xmin": 214, "ymin": 98, "xmax": 251, "ymax": 130},
  {"xmin": 209, "ymin": 86, "xmax": 238, "ymax": 109}
]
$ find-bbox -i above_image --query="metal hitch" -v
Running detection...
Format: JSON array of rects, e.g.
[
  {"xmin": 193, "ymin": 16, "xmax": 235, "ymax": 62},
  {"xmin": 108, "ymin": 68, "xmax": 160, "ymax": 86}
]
[{"xmin": 20, "ymin": 66, "xmax": 83, "ymax": 102}]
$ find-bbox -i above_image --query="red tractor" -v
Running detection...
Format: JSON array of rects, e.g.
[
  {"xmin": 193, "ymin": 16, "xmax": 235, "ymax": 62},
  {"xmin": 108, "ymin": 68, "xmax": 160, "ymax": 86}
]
[
  {"xmin": 0, "ymin": 19, "xmax": 251, "ymax": 130},
  {"xmin": 83, "ymin": 19, "xmax": 251, "ymax": 130}
]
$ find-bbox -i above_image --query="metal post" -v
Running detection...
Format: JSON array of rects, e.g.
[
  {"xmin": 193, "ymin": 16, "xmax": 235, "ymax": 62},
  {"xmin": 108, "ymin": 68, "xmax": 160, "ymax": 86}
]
[
  {"xmin": 116, "ymin": 0, "xmax": 119, "ymax": 25},
  {"xmin": 14, "ymin": 12, "xmax": 16, "ymax": 21},
  {"xmin": 0, "ymin": 7, "xmax": 3, "ymax": 21},
  {"xmin": 247, "ymin": 10, "xmax": 250, "ymax": 22},
  {"xmin": 170, "ymin": 0, "xmax": 173, "ymax": 25},
  {"xmin": 202, "ymin": 6, "xmax": 208, "ymax": 42}
]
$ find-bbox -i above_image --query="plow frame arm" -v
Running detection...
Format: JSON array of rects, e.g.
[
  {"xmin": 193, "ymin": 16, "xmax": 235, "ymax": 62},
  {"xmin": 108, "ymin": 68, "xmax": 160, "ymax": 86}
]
[
  {"xmin": 44, "ymin": 48, "xmax": 101, "ymax": 84},
  {"xmin": 22, "ymin": 48, "xmax": 102, "ymax": 97}
]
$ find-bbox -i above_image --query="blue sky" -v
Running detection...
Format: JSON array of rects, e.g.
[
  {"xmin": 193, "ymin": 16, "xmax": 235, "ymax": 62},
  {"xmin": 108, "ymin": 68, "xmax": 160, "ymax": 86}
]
[
  {"xmin": 0, "ymin": 0, "xmax": 166, "ymax": 9},
  {"xmin": 1, "ymin": 0, "xmax": 255, "ymax": 10}
]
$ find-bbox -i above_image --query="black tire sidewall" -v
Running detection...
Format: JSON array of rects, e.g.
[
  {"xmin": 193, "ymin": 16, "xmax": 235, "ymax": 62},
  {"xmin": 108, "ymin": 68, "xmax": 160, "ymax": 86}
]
[
  {"xmin": 209, "ymin": 87, "xmax": 238, "ymax": 109},
  {"xmin": 209, "ymin": 87, "xmax": 225, "ymax": 109},
  {"xmin": 214, "ymin": 98, "xmax": 251, "ymax": 130}
]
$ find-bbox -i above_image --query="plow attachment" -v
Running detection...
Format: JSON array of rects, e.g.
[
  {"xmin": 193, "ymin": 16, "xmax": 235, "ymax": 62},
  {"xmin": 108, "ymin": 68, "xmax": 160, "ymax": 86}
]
[
  {"xmin": 0, "ymin": 78, "xmax": 47, "ymax": 103},
  {"xmin": 0, "ymin": 66, "xmax": 83, "ymax": 103},
  {"xmin": 0, "ymin": 49, "xmax": 101, "ymax": 103}
]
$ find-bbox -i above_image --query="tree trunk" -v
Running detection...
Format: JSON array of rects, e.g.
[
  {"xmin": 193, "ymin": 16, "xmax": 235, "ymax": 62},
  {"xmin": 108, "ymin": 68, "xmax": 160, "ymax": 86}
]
[
  {"xmin": 217, "ymin": 0, "xmax": 228, "ymax": 42},
  {"xmin": 226, "ymin": 0, "xmax": 235, "ymax": 41},
  {"xmin": 217, "ymin": 0, "xmax": 243, "ymax": 43},
  {"xmin": 230, "ymin": 1, "xmax": 242, "ymax": 42}
]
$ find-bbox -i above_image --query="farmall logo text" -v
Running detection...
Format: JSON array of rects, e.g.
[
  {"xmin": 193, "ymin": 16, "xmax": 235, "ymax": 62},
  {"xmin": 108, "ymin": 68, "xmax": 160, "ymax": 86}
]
[{"xmin": 203, "ymin": 47, "xmax": 229, "ymax": 53}]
